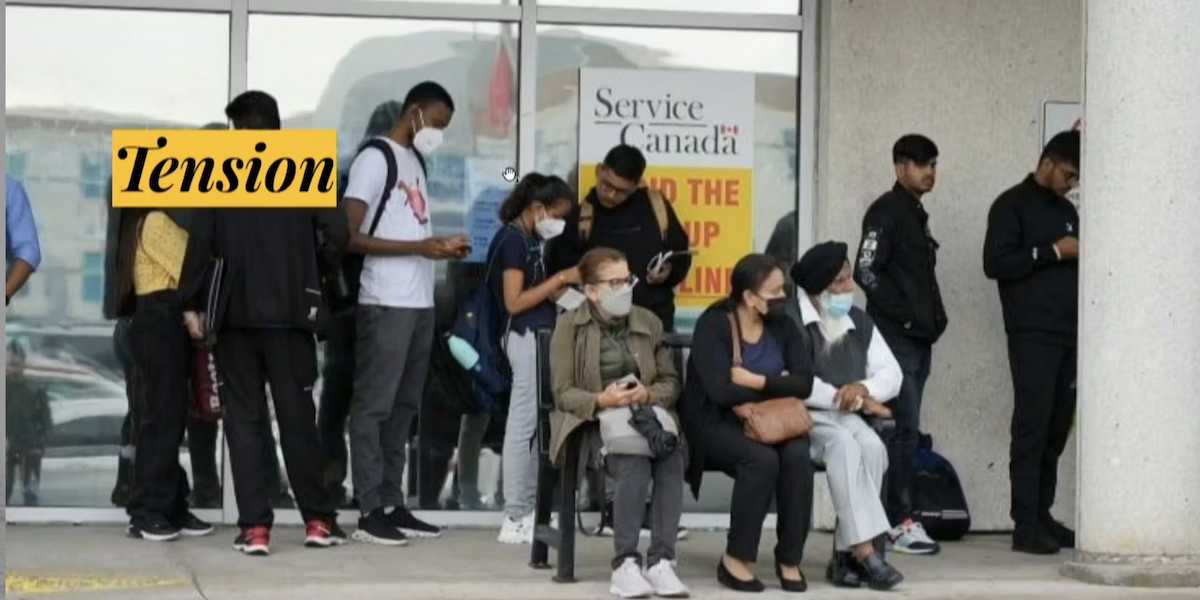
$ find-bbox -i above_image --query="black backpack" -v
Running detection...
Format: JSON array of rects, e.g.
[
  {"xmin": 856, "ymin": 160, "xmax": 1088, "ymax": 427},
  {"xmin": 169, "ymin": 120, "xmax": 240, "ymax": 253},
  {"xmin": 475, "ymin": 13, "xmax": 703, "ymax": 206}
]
[
  {"xmin": 327, "ymin": 138, "xmax": 426, "ymax": 316},
  {"xmin": 911, "ymin": 432, "xmax": 972, "ymax": 541}
]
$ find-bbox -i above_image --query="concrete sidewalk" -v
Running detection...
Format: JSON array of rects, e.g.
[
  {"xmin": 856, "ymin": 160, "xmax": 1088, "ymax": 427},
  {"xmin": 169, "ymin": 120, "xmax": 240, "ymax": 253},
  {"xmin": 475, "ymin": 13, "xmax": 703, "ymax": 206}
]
[{"xmin": 3, "ymin": 523, "xmax": 1197, "ymax": 600}]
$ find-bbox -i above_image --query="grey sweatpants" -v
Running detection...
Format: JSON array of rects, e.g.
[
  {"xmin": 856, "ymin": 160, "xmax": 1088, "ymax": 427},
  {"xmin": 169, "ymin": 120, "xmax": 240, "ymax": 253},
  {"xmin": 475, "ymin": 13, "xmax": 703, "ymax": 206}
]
[
  {"xmin": 502, "ymin": 330, "xmax": 539, "ymax": 519},
  {"xmin": 608, "ymin": 447, "xmax": 685, "ymax": 569},
  {"xmin": 349, "ymin": 305, "xmax": 434, "ymax": 515}
]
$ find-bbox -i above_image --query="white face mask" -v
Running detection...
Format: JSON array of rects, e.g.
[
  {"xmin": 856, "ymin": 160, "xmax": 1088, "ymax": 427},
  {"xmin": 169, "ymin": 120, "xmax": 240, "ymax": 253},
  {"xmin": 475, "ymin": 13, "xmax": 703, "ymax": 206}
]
[
  {"xmin": 535, "ymin": 217, "xmax": 566, "ymax": 240},
  {"xmin": 598, "ymin": 284, "xmax": 634, "ymax": 317},
  {"xmin": 412, "ymin": 108, "xmax": 445, "ymax": 154}
]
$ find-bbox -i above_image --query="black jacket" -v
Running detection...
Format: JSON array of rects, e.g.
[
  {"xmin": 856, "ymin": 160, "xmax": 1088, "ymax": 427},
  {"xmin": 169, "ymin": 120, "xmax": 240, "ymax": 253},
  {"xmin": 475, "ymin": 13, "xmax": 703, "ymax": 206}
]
[
  {"xmin": 546, "ymin": 188, "xmax": 691, "ymax": 331},
  {"xmin": 679, "ymin": 303, "xmax": 814, "ymax": 498},
  {"xmin": 983, "ymin": 175, "xmax": 1079, "ymax": 344},
  {"xmin": 854, "ymin": 183, "xmax": 948, "ymax": 345},
  {"xmin": 180, "ymin": 207, "xmax": 349, "ymax": 334}
]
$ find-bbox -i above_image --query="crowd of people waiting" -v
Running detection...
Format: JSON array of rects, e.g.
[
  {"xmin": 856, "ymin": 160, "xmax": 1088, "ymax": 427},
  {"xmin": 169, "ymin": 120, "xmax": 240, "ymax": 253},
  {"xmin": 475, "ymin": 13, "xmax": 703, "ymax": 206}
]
[{"xmin": 5, "ymin": 77, "xmax": 1083, "ymax": 598}]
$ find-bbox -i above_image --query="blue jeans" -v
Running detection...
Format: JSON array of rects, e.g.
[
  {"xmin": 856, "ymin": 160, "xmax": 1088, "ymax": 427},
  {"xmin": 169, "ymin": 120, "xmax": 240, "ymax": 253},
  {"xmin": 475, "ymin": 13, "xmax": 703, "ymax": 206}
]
[{"xmin": 883, "ymin": 335, "xmax": 931, "ymax": 525}]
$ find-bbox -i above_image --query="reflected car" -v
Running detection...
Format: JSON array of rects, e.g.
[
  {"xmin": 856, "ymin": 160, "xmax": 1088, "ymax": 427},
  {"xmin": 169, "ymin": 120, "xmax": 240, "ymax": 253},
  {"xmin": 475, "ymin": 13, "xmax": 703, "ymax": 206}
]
[{"xmin": 21, "ymin": 356, "xmax": 128, "ymax": 449}]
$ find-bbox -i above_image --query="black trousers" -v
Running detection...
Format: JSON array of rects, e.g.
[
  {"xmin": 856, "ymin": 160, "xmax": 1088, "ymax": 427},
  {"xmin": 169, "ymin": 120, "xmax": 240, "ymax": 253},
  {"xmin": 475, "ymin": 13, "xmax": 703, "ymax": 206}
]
[
  {"xmin": 186, "ymin": 417, "xmax": 221, "ymax": 506},
  {"xmin": 126, "ymin": 292, "xmax": 192, "ymax": 524},
  {"xmin": 317, "ymin": 313, "xmax": 356, "ymax": 502},
  {"xmin": 1006, "ymin": 336, "xmax": 1076, "ymax": 527},
  {"xmin": 883, "ymin": 335, "xmax": 932, "ymax": 525},
  {"xmin": 217, "ymin": 328, "xmax": 334, "ymax": 528},
  {"xmin": 706, "ymin": 419, "xmax": 814, "ymax": 565}
]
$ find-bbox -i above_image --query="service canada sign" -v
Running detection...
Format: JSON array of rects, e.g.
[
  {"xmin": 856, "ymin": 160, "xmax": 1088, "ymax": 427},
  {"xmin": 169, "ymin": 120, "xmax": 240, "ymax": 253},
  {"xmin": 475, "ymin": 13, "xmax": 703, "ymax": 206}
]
[
  {"xmin": 110, "ymin": 129, "xmax": 338, "ymax": 208},
  {"xmin": 578, "ymin": 68, "xmax": 756, "ymax": 308}
]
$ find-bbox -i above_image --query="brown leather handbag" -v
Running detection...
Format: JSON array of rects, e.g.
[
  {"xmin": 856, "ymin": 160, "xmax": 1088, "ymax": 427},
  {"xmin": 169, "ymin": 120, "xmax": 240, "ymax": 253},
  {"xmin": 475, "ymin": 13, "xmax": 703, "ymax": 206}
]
[{"xmin": 727, "ymin": 313, "xmax": 813, "ymax": 444}]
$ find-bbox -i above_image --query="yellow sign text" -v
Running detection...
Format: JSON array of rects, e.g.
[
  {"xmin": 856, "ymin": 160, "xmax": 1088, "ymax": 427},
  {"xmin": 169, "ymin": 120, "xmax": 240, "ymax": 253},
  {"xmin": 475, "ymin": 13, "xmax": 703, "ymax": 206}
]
[{"xmin": 111, "ymin": 129, "xmax": 338, "ymax": 208}]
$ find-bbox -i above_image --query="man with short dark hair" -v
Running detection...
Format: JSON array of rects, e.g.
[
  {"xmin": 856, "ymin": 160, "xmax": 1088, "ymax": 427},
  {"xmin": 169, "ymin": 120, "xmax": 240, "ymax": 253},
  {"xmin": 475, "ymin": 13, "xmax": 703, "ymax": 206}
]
[
  {"xmin": 181, "ymin": 89, "xmax": 350, "ymax": 556},
  {"xmin": 983, "ymin": 130, "xmax": 1080, "ymax": 555},
  {"xmin": 547, "ymin": 144, "xmax": 691, "ymax": 331},
  {"xmin": 853, "ymin": 133, "xmax": 947, "ymax": 555},
  {"xmin": 342, "ymin": 81, "xmax": 468, "ymax": 546}
]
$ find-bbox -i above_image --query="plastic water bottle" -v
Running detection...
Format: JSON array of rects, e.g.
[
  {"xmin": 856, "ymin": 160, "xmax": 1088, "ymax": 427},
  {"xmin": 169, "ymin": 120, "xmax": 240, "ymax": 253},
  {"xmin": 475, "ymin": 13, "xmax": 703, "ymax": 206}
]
[{"xmin": 447, "ymin": 335, "xmax": 481, "ymax": 371}]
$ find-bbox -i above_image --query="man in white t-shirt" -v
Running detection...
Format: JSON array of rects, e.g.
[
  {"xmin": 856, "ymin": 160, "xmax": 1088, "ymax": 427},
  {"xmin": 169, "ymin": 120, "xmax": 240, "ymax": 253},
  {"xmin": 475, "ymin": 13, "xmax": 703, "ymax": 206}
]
[{"xmin": 342, "ymin": 81, "xmax": 469, "ymax": 546}]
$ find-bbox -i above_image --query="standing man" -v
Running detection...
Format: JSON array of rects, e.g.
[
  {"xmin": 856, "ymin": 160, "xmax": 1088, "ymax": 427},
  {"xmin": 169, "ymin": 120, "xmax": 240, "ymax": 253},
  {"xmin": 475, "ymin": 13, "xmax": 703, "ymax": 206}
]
[
  {"xmin": 343, "ymin": 81, "xmax": 468, "ymax": 546},
  {"xmin": 547, "ymin": 144, "xmax": 691, "ymax": 332},
  {"xmin": 983, "ymin": 130, "xmax": 1080, "ymax": 555},
  {"xmin": 853, "ymin": 134, "xmax": 947, "ymax": 555},
  {"xmin": 181, "ymin": 90, "xmax": 349, "ymax": 556},
  {"xmin": 6, "ymin": 174, "xmax": 42, "ymax": 305}
]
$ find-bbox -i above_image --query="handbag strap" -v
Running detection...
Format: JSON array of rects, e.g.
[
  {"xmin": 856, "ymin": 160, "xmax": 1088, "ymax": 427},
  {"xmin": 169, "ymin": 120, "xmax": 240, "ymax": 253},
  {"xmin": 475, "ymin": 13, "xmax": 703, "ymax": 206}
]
[{"xmin": 726, "ymin": 312, "xmax": 742, "ymax": 368}]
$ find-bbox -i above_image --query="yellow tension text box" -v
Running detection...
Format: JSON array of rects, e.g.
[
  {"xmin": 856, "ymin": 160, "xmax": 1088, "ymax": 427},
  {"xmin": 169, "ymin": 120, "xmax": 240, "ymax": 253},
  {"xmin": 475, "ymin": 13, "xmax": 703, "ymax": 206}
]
[
  {"xmin": 579, "ymin": 164, "xmax": 753, "ymax": 309},
  {"xmin": 111, "ymin": 129, "xmax": 338, "ymax": 208}
]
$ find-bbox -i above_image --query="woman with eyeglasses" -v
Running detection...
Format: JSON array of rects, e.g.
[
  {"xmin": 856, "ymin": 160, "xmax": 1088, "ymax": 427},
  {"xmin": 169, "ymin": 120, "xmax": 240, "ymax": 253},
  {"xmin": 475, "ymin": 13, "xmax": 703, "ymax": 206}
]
[
  {"xmin": 490, "ymin": 173, "xmax": 582, "ymax": 545},
  {"xmin": 679, "ymin": 253, "xmax": 816, "ymax": 593},
  {"xmin": 549, "ymin": 247, "xmax": 690, "ymax": 598}
]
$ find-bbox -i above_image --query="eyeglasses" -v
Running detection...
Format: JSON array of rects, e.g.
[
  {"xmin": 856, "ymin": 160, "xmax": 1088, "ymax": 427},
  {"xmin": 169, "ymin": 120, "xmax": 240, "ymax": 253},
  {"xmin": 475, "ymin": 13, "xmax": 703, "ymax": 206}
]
[
  {"xmin": 588, "ymin": 274, "xmax": 638, "ymax": 289},
  {"xmin": 597, "ymin": 175, "xmax": 638, "ymax": 201}
]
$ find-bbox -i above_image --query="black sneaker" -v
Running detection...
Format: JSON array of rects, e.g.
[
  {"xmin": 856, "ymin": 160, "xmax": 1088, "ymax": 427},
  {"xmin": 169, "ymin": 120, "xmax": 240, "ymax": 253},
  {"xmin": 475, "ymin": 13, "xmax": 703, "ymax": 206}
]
[
  {"xmin": 305, "ymin": 518, "xmax": 348, "ymax": 548},
  {"xmin": 388, "ymin": 506, "xmax": 442, "ymax": 539},
  {"xmin": 127, "ymin": 517, "xmax": 182, "ymax": 542},
  {"xmin": 1012, "ymin": 522, "xmax": 1060, "ymax": 555},
  {"xmin": 175, "ymin": 512, "xmax": 215, "ymax": 537},
  {"xmin": 351, "ymin": 508, "xmax": 408, "ymax": 546},
  {"xmin": 1040, "ymin": 517, "xmax": 1075, "ymax": 549}
]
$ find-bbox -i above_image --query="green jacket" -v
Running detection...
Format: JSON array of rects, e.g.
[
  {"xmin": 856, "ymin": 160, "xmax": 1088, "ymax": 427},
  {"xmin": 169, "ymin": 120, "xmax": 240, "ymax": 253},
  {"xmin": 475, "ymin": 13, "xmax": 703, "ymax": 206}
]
[{"xmin": 548, "ymin": 304, "xmax": 682, "ymax": 466}]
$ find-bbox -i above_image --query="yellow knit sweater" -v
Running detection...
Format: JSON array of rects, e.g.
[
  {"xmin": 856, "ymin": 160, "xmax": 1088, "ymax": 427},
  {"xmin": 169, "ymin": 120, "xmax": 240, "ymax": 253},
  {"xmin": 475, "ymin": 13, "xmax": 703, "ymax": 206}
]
[{"xmin": 133, "ymin": 211, "xmax": 188, "ymax": 295}]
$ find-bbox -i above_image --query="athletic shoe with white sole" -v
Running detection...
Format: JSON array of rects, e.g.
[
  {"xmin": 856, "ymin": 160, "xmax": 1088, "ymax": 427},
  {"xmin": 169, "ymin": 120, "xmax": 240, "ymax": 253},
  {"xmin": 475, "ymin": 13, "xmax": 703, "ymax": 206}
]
[
  {"xmin": 352, "ymin": 508, "xmax": 409, "ymax": 546},
  {"xmin": 610, "ymin": 558, "xmax": 656, "ymax": 599},
  {"xmin": 388, "ymin": 506, "xmax": 442, "ymax": 539}
]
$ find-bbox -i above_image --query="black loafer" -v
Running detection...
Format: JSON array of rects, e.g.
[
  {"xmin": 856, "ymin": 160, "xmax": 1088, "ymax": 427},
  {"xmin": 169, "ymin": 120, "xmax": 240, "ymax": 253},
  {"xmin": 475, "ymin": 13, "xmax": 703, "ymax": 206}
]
[
  {"xmin": 855, "ymin": 553, "xmax": 904, "ymax": 591},
  {"xmin": 825, "ymin": 552, "xmax": 862, "ymax": 588},
  {"xmin": 774, "ymin": 563, "xmax": 808, "ymax": 593},
  {"xmin": 717, "ymin": 559, "xmax": 765, "ymax": 593}
]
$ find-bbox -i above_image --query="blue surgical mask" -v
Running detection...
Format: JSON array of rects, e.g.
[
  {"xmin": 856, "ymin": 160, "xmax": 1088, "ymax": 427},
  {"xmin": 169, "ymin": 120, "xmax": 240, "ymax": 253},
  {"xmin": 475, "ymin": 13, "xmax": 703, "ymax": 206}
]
[{"xmin": 823, "ymin": 293, "xmax": 854, "ymax": 318}]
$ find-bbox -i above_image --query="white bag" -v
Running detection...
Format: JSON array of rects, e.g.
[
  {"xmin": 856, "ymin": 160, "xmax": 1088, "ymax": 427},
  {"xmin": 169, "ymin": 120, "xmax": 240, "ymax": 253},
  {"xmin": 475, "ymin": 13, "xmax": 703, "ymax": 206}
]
[{"xmin": 597, "ymin": 405, "xmax": 678, "ymax": 457}]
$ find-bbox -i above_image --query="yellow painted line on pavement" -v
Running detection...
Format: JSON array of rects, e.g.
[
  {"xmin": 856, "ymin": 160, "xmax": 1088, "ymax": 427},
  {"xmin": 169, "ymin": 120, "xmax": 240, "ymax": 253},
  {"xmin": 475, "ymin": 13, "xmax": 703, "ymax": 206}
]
[{"xmin": 5, "ymin": 572, "xmax": 187, "ymax": 595}]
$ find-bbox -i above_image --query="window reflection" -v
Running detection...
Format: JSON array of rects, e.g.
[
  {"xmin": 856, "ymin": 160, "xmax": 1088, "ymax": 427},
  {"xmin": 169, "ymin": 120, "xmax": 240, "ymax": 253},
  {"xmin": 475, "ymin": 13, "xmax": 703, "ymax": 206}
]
[
  {"xmin": 4, "ymin": 6, "xmax": 230, "ymax": 508},
  {"xmin": 542, "ymin": 0, "xmax": 800, "ymax": 13},
  {"xmin": 248, "ymin": 15, "xmax": 518, "ymax": 511}
]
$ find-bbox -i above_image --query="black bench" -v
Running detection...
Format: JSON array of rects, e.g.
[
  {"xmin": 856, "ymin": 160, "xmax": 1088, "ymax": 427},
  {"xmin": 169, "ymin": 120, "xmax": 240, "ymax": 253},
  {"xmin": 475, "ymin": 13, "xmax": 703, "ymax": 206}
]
[{"xmin": 529, "ymin": 327, "xmax": 895, "ymax": 583}]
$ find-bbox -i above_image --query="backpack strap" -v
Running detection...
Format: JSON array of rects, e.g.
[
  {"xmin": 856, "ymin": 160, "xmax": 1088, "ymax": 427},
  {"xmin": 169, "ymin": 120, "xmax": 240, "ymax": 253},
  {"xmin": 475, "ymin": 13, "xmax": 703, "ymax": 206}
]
[
  {"xmin": 646, "ymin": 188, "xmax": 670, "ymax": 242},
  {"xmin": 726, "ymin": 312, "xmax": 743, "ymax": 367},
  {"xmin": 356, "ymin": 138, "xmax": 399, "ymax": 236},
  {"xmin": 578, "ymin": 199, "xmax": 594, "ymax": 243}
]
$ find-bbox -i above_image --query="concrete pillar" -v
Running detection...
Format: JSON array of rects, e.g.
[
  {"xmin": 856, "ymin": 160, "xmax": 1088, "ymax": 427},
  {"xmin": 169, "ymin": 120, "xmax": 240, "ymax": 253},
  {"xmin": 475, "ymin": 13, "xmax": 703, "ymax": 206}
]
[{"xmin": 1063, "ymin": 0, "xmax": 1200, "ymax": 588}]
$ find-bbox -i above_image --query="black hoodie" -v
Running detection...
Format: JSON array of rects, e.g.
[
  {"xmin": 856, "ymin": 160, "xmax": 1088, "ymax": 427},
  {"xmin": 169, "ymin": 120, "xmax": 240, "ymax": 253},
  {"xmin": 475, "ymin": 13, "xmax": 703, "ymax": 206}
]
[
  {"xmin": 546, "ymin": 188, "xmax": 691, "ymax": 331},
  {"xmin": 179, "ymin": 207, "xmax": 348, "ymax": 335}
]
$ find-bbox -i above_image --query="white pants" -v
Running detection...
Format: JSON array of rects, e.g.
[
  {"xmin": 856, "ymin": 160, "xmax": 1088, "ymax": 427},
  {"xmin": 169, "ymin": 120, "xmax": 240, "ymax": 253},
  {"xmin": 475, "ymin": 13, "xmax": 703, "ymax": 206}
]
[{"xmin": 809, "ymin": 410, "xmax": 891, "ymax": 551}]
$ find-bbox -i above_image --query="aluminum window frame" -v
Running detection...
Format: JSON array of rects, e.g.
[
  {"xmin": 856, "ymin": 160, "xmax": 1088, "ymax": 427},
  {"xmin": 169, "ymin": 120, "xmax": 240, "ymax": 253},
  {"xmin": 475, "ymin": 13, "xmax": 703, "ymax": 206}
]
[{"xmin": 5, "ymin": 0, "xmax": 816, "ymax": 526}]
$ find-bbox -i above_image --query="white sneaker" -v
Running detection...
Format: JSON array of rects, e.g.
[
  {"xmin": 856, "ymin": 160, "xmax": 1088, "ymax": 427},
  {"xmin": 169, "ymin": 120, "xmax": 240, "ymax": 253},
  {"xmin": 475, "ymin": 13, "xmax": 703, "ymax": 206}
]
[
  {"xmin": 610, "ymin": 558, "xmax": 656, "ymax": 599},
  {"xmin": 497, "ymin": 513, "xmax": 534, "ymax": 545},
  {"xmin": 888, "ymin": 520, "xmax": 940, "ymax": 555},
  {"xmin": 644, "ymin": 561, "xmax": 690, "ymax": 598}
]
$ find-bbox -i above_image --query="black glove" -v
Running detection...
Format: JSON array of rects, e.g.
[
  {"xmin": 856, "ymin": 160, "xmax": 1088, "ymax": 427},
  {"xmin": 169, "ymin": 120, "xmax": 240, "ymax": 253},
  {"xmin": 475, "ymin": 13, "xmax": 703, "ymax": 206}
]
[{"xmin": 627, "ymin": 404, "xmax": 678, "ymax": 459}]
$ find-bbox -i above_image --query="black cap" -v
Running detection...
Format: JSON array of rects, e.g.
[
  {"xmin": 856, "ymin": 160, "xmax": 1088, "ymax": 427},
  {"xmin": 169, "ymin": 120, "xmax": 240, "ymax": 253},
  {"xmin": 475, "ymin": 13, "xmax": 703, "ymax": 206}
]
[{"xmin": 791, "ymin": 241, "xmax": 849, "ymax": 296}]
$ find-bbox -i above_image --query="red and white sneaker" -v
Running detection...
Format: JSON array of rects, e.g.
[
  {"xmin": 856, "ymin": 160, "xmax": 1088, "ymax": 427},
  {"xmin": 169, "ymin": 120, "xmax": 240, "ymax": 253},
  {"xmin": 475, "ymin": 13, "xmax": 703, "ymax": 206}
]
[
  {"xmin": 305, "ymin": 519, "xmax": 349, "ymax": 548},
  {"xmin": 233, "ymin": 526, "xmax": 271, "ymax": 556}
]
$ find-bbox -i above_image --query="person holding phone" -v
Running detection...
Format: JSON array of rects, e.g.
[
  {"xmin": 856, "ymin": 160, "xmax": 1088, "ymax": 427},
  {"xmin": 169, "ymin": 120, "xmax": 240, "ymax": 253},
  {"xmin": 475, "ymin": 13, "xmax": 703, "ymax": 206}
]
[
  {"xmin": 489, "ymin": 173, "xmax": 580, "ymax": 544},
  {"xmin": 549, "ymin": 248, "xmax": 690, "ymax": 599},
  {"xmin": 546, "ymin": 145, "xmax": 692, "ymax": 332}
]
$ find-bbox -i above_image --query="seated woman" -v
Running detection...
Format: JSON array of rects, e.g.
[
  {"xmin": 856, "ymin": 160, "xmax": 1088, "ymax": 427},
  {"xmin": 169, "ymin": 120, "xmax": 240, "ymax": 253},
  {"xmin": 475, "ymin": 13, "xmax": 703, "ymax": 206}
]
[
  {"xmin": 549, "ymin": 247, "xmax": 690, "ymax": 599},
  {"xmin": 792, "ymin": 241, "xmax": 904, "ymax": 591},
  {"xmin": 679, "ymin": 254, "xmax": 816, "ymax": 593}
]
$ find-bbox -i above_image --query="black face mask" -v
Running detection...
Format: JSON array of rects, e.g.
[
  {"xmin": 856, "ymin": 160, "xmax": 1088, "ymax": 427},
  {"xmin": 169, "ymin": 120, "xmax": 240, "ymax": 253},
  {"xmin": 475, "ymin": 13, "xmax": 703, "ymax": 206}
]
[{"xmin": 763, "ymin": 297, "xmax": 789, "ymax": 320}]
